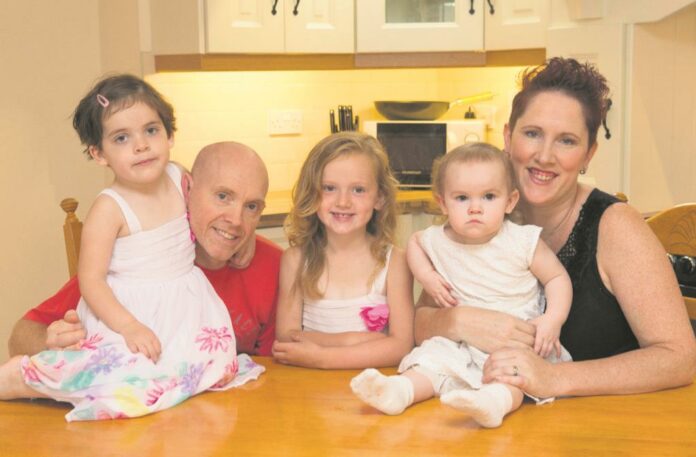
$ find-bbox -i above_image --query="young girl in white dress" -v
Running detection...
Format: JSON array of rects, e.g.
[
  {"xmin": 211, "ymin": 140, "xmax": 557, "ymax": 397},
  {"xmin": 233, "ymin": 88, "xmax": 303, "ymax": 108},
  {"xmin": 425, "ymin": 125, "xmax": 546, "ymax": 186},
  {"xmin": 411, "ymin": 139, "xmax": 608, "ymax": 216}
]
[
  {"xmin": 0, "ymin": 75, "xmax": 262, "ymax": 421},
  {"xmin": 272, "ymin": 132, "xmax": 414, "ymax": 369},
  {"xmin": 351, "ymin": 143, "xmax": 572, "ymax": 427}
]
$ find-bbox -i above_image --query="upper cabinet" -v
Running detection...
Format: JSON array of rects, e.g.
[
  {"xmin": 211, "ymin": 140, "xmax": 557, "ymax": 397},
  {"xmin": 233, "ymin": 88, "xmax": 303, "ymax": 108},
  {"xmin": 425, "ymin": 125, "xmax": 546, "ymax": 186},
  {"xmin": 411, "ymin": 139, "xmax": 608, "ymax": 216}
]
[
  {"xmin": 149, "ymin": 0, "xmax": 549, "ymax": 71},
  {"xmin": 207, "ymin": 0, "xmax": 354, "ymax": 53},
  {"xmin": 356, "ymin": 0, "xmax": 549, "ymax": 53},
  {"xmin": 484, "ymin": 0, "xmax": 549, "ymax": 50},
  {"xmin": 150, "ymin": 0, "xmax": 354, "ymax": 55},
  {"xmin": 356, "ymin": 0, "xmax": 484, "ymax": 52}
]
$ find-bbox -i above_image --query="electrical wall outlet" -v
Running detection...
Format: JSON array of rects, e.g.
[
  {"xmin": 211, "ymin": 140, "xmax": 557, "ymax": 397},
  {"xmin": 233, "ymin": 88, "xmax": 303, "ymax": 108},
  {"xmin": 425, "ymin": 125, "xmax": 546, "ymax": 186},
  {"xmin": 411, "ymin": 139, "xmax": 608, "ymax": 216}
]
[{"xmin": 268, "ymin": 109, "xmax": 303, "ymax": 136}]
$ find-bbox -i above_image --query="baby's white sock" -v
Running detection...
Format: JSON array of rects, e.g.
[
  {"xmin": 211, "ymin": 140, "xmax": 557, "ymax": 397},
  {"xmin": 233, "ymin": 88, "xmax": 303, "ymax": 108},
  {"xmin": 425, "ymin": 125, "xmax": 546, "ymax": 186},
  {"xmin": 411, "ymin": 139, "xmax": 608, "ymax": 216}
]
[
  {"xmin": 440, "ymin": 383, "xmax": 513, "ymax": 428},
  {"xmin": 350, "ymin": 368, "xmax": 414, "ymax": 415}
]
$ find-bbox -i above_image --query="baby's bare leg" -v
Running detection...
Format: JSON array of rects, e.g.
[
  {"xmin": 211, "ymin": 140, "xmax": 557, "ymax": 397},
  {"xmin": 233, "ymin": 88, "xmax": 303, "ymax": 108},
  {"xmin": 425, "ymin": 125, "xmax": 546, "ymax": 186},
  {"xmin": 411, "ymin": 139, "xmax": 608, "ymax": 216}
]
[
  {"xmin": 0, "ymin": 356, "xmax": 49, "ymax": 400},
  {"xmin": 441, "ymin": 383, "xmax": 523, "ymax": 428}
]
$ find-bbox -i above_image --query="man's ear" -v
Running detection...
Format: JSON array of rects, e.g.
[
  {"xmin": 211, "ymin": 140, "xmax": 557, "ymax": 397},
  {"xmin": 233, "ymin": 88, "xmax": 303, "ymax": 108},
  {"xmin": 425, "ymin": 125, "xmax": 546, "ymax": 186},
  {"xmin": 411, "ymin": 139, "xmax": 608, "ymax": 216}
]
[
  {"xmin": 182, "ymin": 172, "xmax": 193, "ymax": 203},
  {"xmin": 88, "ymin": 145, "xmax": 107, "ymax": 165}
]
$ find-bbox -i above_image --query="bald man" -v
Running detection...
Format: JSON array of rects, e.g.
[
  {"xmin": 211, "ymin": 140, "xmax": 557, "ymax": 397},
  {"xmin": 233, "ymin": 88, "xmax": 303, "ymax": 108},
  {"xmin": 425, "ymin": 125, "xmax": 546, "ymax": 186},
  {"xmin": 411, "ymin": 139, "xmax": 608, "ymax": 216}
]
[{"xmin": 8, "ymin": 142, "xmax": 281, "ymax": 357}]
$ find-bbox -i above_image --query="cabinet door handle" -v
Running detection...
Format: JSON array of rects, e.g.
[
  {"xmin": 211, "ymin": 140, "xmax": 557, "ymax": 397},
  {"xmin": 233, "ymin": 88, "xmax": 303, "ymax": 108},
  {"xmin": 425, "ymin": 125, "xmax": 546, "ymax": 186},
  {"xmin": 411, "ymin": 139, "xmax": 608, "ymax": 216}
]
[
  {"xmin": 487, "ymin": 0, "xmax": 495, "ymax": 14},
  {"xmin": 602, "ymin": 98, "xmax": 613, "ymax": 140},
  {"xmin": 271, "ymin": 0, "xmax": 279, "ymax": 15},
  {"xmin": 293, "ymin": 0, "xmax": 301, "ymax": 16},
  {"xmin": 469, "ymin": 0, "xmax": 475, "ymax": 15}
]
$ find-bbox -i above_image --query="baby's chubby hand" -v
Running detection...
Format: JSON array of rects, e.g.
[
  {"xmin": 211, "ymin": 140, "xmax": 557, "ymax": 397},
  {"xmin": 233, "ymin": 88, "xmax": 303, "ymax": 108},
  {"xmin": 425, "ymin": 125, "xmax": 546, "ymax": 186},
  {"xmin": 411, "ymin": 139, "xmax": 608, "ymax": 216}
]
[
  {"xmin": 529, "ymin": 314, "xmax": 562, "ymax": 359},
  {"xmin": 422, "ymin": 270, "xmax": 457, "ymax": 308},
  {"xmin": 120, "ymin": 320, "xmax": 162, "ymax": 363}
]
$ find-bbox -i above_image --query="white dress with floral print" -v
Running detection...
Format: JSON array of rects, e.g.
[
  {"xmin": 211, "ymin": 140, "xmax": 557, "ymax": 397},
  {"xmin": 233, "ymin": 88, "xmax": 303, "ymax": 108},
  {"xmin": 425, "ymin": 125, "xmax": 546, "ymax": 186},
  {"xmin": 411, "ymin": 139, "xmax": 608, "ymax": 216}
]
[{"xmin": 21, "ymin": 164, "xmax": 264, "ymax": 422}]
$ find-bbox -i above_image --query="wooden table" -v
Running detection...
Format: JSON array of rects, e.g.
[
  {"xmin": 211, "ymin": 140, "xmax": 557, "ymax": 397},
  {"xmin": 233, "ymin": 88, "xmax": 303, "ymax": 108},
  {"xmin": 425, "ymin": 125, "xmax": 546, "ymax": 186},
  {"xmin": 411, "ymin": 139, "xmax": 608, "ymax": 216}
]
[{"xmin": 1, "ymin": 357, "xmax": 694, "ymax": 456}]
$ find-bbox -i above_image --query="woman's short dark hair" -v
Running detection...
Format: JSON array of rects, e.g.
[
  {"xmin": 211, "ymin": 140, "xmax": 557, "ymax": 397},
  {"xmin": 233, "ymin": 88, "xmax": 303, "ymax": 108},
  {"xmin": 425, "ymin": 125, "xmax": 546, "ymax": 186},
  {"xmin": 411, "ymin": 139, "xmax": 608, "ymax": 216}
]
[
  {"xmin": 72, "ymin": 74, "xmax": 176, "ymax": 157},
  {"xmin": 508, "ymin": 57, "xmax": 610, "ymax": 148}
]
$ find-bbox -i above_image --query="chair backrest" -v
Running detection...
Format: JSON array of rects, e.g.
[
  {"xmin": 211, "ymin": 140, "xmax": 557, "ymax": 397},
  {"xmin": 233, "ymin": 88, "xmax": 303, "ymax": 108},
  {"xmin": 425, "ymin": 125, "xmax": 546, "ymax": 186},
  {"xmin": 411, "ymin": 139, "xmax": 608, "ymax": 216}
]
[
  {"xmin": 646, "ymin": 203, "xmax": 696, "ymax": 319},
  {"xmin": 60, "ymin": 198, "xmax": 82, "ymax": 277}
]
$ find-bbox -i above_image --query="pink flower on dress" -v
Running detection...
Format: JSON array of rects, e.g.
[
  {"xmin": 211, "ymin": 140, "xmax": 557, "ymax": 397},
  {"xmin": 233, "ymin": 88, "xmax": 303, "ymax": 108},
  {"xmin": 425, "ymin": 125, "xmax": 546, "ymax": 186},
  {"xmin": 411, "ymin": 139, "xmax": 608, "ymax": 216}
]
[
  {"xmin": 195, "ymin": 327, "xmax": 233, "ymax": 353},
  {"xmin": 212, "ymin": 359, "xmax": 239, "ymax": 389},
  {"xmin": 22, "ymin": 364, "xmax": 41, "ymax": 384},
  {"xmin": 146, "ymin": 378, "xmax": 179, "ymax": 406},
  {"xmin": 96, "ymin": 410, "xmax": 129, "ymax": 420},
  {"xmin": 78, "ymin": 333, "xmax": 104, "ymax": 350},
  {"xmin": 359, "ymin": 303, "xmax": 390, "ymax": 332}
]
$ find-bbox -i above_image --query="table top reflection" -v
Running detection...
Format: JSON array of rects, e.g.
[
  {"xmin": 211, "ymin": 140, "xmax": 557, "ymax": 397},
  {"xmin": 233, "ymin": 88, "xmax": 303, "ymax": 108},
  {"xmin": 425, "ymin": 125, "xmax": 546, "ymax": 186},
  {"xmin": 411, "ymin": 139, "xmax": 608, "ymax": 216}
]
[{"xmin": 0, "ymin": 357, "xmax": 694, "ymax": 456}]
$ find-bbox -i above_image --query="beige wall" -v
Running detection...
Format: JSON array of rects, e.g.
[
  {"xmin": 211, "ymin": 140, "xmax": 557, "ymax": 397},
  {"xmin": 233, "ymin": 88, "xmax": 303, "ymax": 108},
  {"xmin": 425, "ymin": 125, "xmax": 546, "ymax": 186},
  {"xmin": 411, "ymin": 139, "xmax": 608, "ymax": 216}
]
[
  {"xmin": 0, "ymin": 1, "xmax": 114, "ymax": 359},
  {"xmin": 147, "ymin": 66, "xmax": 525, "ymax": 192},
  {"xmin": 629, "ymin": 3, "xmax": 696, "ymax": 212}
]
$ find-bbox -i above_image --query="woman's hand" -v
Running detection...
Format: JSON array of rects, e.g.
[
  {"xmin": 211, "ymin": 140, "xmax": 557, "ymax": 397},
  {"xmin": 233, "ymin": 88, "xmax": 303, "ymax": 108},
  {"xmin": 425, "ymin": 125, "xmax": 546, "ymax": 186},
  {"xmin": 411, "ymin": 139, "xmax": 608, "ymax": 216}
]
[
  {"xmin": 272, "ymin": 333, "xmax": 326, "ymax": 368},
  {"xmin": 482, "ymin": 347, "xmax": 563, "ymax": 399},
  {"xmin": 415, "ymin": 296, "xmax": 536, "ymax": 353}
]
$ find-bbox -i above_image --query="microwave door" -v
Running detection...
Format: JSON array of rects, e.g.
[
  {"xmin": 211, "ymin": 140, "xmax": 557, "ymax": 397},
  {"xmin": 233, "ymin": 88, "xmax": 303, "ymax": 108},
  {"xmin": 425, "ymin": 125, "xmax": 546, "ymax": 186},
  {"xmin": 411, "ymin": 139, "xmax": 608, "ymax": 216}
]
[{"xmin": 377, "ymin": 123, "xmax": 446, "ymax": 188}]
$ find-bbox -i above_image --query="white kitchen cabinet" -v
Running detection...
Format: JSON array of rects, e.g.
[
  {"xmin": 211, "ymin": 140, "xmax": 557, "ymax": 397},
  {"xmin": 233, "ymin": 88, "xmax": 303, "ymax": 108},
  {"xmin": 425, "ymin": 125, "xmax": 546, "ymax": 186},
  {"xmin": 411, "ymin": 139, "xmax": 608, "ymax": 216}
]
[
  {"xmin": 356, "ymin": 0, "xmax": 484, "ymax": 52},
  {"xmin": 149, "ymin": 0, "xmax": 354, "ymax": 55},
  {"xmin": 546, "ymin": 22, "xmax": 626, "ymax": 196},
  {"xmin": 206, "ymin": 0, "xmax": 354, "ymax": 53},
  {"xmin": 484, "ymin": 0, "xmax": 550, "ymax": 50}
]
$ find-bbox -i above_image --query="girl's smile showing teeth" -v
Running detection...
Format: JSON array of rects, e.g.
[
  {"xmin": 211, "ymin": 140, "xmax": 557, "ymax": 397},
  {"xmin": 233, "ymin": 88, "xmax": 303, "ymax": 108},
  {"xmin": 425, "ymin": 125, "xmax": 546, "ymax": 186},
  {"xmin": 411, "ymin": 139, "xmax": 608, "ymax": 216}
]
[{"xmin": 331, "ymin": 211, "xmax": 354, "ymax": 220}]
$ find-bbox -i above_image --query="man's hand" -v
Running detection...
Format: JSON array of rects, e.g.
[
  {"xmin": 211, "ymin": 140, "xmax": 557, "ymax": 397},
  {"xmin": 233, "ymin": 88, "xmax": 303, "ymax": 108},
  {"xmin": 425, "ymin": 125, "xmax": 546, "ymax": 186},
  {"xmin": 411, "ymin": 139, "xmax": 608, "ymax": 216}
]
[{"xmin": 46, "ymin": 309, "xmax": 86, "ymax": 350}]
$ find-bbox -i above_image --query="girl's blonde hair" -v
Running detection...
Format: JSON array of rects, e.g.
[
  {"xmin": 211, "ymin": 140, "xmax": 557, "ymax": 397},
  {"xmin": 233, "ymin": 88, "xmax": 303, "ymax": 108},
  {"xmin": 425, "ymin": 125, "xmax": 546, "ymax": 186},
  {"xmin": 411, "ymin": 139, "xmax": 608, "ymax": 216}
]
[
  {"xmin": 285, "ymin": 132, "xmax": 399, "ymax": 299},
  {"xmin": 432, "ymin": 142, "xmax": 522, "ymax": 222}
]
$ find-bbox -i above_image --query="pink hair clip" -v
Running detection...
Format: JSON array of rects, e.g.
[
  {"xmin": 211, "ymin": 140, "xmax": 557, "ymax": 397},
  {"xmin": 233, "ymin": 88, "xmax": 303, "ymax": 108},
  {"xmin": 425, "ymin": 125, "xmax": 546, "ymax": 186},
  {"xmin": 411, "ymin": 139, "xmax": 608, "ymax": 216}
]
[{"xmin": 96, "ymin": 94, "xmax": 109, "ymax": 108}]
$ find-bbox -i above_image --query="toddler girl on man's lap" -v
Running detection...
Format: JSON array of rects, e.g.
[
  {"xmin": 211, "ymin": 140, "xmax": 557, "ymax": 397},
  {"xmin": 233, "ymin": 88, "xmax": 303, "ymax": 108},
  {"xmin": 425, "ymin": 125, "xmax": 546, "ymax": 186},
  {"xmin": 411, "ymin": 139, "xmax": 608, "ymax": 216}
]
[{"xmin": 0, "ymin": 75, "xmax": 262, "ymax": 421}]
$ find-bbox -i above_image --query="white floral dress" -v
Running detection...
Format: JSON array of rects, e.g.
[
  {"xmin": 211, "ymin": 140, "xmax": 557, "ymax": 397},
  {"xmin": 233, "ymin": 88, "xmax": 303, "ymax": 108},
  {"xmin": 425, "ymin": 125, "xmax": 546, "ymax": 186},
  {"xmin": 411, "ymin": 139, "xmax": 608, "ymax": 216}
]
[{"xmin": 20, "ymin": 164, "xmax": 264, "ymax": 421}]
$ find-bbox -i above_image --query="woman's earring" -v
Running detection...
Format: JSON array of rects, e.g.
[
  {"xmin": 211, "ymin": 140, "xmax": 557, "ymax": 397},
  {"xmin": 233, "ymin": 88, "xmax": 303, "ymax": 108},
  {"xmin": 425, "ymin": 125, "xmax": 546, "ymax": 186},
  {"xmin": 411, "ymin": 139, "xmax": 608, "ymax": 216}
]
[{"xmin": 579, "ymin": 168, "xmax": 587, "ymax": 175}]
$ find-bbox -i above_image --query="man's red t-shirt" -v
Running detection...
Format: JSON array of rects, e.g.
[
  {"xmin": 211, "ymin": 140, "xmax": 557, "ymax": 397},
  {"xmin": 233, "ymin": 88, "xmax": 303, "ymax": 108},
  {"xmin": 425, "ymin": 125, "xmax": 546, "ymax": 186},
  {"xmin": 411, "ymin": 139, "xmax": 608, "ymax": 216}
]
[{"xmin": 23, "ymin": 236, "xmax": 281, "ymax": 356}]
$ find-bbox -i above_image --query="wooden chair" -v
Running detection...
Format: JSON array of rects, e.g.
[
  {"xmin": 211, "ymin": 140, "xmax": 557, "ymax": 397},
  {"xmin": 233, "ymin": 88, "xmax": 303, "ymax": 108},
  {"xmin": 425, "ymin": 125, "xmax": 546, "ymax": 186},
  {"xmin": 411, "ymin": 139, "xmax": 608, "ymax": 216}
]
[
  {"xmin": 646, "ymin": 203, "xmax": 696, "ymax": 320},
  {"xmin": 60, "ymin": 198, "xmax": 82, "ymax": 277}
]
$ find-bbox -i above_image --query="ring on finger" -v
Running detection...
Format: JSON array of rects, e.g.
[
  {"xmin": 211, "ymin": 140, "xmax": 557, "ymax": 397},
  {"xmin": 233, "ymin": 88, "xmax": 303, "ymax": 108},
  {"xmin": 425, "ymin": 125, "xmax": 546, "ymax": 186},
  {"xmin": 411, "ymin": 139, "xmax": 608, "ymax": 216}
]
[{"xmin": 512, "ymin": 365, "xmax": 519, "ymax": 376}]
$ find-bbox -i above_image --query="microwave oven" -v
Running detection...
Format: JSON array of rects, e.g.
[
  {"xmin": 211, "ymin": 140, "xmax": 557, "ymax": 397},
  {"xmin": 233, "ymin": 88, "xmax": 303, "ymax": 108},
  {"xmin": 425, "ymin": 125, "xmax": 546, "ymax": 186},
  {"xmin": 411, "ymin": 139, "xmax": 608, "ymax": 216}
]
[{"xmin": 363, "ymin": 119, "xmax": 486, "ymax": 188}]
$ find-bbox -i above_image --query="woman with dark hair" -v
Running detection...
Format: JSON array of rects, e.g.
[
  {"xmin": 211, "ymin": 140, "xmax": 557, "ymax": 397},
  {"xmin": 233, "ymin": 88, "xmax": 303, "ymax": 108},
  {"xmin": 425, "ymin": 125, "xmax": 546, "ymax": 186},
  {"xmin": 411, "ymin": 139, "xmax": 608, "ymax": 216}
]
[{"xmin": 415, "ymin": 57, "xmax": 696, "ymax": 399}]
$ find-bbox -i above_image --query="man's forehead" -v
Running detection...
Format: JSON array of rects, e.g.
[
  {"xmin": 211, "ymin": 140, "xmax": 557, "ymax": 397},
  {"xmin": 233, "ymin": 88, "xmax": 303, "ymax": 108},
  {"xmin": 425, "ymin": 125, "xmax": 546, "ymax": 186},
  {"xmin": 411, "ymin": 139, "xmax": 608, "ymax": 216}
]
[{"xmin": 201, "ymin": 163, "xmax": 266, "ymax": 197}]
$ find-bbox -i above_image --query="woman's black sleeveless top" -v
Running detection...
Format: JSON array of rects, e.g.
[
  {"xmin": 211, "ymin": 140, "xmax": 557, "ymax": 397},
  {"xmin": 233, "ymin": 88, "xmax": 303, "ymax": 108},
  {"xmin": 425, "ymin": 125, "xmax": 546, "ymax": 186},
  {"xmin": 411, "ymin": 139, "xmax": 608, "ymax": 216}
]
[{"xmin": 558, "ymin": 189, "xmax": 639, "ymax": 361}]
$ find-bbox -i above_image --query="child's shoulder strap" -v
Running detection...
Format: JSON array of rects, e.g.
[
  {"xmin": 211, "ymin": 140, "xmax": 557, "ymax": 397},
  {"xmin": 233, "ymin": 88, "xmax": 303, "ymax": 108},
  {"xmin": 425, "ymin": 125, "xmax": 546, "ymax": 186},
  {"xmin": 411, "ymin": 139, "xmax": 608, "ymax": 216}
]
[
  {"xmin": 165, "ymin": 162, "xmax": 184, "ymax": 198},
  {"xmin": 99, "ymin": 188, "xmax": 142, "ymax": 234},
  {"xmin": 371, "ymin": 245, "xmax": 393, "ymax": 294}
]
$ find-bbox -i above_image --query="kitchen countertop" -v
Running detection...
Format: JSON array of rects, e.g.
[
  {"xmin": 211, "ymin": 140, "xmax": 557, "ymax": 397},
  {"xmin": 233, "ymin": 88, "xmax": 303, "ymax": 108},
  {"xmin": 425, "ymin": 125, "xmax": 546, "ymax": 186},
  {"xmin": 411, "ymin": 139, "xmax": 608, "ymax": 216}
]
[{"xmin": 259, "ymin": 189, "xmax": 438, "ymax": 228}]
